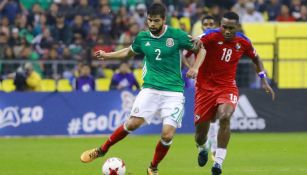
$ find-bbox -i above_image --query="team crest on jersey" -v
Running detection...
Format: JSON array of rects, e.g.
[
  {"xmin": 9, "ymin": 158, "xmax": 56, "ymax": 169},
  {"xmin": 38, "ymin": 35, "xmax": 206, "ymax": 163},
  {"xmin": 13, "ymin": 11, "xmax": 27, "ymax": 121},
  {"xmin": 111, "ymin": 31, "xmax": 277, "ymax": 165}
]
[
  {"xmin": 235, "ymin": 43, "xmax": 241, "ymax": 50},
  {"xmin": 166, "ymin": 38, "xmax": 174, "ymax": 47}
]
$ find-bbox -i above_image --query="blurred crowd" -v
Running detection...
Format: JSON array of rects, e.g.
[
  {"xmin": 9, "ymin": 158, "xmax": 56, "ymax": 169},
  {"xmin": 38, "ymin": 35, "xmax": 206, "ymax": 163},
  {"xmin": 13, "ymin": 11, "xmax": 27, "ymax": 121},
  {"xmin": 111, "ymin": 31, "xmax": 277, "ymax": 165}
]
[{"xmin": 0, "ymin": 0, "xmax": 306, "ymax": 91}]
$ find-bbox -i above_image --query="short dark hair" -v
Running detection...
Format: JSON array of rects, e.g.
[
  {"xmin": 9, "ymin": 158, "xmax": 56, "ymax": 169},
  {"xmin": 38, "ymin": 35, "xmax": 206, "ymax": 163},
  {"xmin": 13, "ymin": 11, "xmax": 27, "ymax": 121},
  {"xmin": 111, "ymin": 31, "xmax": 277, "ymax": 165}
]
[
  {"xmin": 223, "ymin": 12, "xmax": 239, "ymax": 23},
  {"xmin": 201, "ymin": 15, "xmax": 215, "ymax": 23},
  {"xmin": 147, "ymin": 3, "xmax": 166, "ymax": 19}
]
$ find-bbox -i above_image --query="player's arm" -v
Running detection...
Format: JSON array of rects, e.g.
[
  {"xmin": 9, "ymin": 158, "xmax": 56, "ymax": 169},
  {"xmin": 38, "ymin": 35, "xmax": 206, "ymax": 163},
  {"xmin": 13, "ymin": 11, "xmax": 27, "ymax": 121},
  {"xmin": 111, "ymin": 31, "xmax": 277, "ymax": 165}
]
[
  {"xmin": 95, "ymin": 47, "xmax": 136, "ymax": 60},
  {"xmin": 182, "ymin": 54, "xmax": 192, "ymax": 69},
  {"xmin": 186, "ymin": 46, "xmax": 206, "ymax": 79},
  {"xmin": 252, "ymin": 55, "xmax": 275, "ymax": 100}
]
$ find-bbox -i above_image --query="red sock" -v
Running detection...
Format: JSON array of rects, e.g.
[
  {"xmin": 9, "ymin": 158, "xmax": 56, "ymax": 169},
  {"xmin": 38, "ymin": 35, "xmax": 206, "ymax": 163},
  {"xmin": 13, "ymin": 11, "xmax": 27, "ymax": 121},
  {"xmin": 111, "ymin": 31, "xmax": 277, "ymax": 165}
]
[
  {"xmin": 101, "ymin": 124, "xmax": 129, "ymax": 153},
  {"xmin": 151, "ymin": 140, "xmax": 170, "ymax": 168}
]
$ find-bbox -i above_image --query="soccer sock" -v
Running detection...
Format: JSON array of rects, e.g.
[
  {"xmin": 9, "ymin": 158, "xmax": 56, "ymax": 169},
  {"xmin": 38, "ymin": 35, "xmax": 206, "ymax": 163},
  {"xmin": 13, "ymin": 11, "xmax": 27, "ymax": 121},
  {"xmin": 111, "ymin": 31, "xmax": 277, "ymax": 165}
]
[
  {"xmin": 197, "ymin": 142, "xmax": 209, "ymax": 153},
  {"xmin": 101, "ymin": 124, "xmax": 130, "ymax": 153},
  {"xmin": 214, "ymin": 148, "xmax": 227, "ymax": 166},
  {"xmin": 151, "ymin": 139, "xmax": 171, "ymax": 168}
]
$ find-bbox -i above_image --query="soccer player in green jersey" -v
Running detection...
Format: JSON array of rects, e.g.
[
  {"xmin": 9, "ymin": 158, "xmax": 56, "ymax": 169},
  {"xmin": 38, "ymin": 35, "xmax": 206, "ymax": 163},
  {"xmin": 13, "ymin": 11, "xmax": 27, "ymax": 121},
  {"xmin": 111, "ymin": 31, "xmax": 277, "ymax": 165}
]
[{"xmin": 80, "ymin": 3, "xmax": 200, "ymax": 175}]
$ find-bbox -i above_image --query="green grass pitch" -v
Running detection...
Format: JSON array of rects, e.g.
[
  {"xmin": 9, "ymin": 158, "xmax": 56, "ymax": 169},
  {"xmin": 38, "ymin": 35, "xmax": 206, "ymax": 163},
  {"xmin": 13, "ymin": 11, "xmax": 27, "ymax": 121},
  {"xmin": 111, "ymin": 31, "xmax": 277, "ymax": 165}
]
[{"xmin": 1, "ymin": 133, "xmax": 307, "ymax": 175}]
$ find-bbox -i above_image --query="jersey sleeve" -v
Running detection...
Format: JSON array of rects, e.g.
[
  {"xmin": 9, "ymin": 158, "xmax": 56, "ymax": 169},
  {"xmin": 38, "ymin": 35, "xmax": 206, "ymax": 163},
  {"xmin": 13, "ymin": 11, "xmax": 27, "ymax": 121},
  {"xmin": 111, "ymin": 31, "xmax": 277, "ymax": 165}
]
[
  {"xmin": 244, "ymin": 42, "xmax": 258, "ymax": 59},
  {"xmin": 178, "ymin": 30, "xmax": 194, "ymax": 50},
  {"xmin": 200, "ymin": 33, "xmax": 213, "ymax": 49},
  {"xmin": 130, "ymin": 33, "xmax": 143, "ymax": 54}
]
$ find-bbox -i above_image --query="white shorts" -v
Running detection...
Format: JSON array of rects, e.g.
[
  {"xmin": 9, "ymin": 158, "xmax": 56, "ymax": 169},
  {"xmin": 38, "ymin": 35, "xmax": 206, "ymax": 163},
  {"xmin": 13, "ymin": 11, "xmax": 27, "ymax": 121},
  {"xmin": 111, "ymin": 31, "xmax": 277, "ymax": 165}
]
[{"xmin": 130, "ymin": 88, "xmax": 185, "ymax": 128}]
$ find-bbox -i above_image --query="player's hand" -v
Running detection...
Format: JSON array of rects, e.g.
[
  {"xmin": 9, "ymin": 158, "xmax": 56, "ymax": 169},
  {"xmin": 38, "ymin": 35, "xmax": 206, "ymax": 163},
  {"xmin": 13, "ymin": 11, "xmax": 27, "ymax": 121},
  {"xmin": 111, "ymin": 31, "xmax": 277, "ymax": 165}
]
[
  {"xmin": 94, "ymin": 50, "xmax": 106, "ymax": 60},
  {"xmin": 262, "ymin": 79, "xmax": 275, "ymax": 100},
  {"xmin": 186, "ymin": 68, "xmax": 198, "ymax": 79},
  {"xmin": 188, "ymin": 35, "xmax": 202, "ymax": 49}
]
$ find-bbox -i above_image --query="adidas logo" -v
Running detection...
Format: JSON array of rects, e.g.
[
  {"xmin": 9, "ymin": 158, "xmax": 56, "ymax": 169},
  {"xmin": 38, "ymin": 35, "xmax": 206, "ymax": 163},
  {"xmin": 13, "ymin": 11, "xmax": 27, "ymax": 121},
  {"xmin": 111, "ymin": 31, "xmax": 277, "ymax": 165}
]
[
  {"xmin": 231, "ymin": 95, "xmax": 266, "ymax": 130},
  {"xmin": 145, "ymin": 42, "xmax": 151, "ymax": 46}
]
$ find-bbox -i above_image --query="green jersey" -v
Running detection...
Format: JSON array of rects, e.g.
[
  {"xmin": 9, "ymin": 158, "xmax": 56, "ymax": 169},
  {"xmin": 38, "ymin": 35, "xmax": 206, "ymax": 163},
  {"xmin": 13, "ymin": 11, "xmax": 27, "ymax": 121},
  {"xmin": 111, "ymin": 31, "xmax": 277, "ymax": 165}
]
[{"xmin": 131, "ymin": 26, "xmax": 194, "ymax": 92}]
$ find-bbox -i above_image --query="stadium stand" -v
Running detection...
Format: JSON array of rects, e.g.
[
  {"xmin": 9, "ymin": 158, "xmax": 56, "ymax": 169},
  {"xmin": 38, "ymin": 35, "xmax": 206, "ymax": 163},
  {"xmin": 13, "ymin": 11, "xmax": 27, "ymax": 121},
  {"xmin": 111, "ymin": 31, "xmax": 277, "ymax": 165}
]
[
  {"xmin": 41, "ymin": 79, "xmax": 56, "ymax": 92},
  {"xmin": 103, "ymin": 69, "xmax": 114, "ymax": 79},
  {"xmin": 133, "ymin": 68, "xmax": 144, "ymax": 86},
  {"xmin": 96, "ymin": 78, "xmax": 111, "ymax": 91},
  {"xmin": 2, "ymin": 79, "xmax": 15, "ymax": 92},
  {"xmin": 57, "ymin": 79, "xmax": 73, "ymax": 92}
]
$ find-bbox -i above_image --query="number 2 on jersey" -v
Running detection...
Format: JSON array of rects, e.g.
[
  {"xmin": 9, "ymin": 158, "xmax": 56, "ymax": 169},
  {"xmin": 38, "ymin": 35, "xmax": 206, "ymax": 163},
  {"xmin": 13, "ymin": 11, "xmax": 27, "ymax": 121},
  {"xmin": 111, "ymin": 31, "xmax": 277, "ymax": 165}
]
[
  {"xmin": 155, "ymin": 49, "xmax": 162, "ymax": 60},
  {"xmin": 221, "ymin": 48, "xmax": 232, "ymax": 62}
]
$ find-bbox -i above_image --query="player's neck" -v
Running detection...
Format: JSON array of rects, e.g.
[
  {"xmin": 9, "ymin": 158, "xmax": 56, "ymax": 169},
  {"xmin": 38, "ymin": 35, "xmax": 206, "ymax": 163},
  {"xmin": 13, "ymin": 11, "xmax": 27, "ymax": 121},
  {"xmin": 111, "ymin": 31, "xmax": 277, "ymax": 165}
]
[{"xmin": 152, "ymin": 25, "xmax": 166, "ymax": 37}]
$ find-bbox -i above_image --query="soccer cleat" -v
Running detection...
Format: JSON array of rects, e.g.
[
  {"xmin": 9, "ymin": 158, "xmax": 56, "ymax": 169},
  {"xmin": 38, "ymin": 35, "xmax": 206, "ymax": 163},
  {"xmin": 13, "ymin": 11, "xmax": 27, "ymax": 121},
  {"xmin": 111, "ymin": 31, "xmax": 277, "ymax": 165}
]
[
  {"xmin": 80, "ymin": 147, "xmax": 105, "ymax": 163},
  {"xmin": 198, "ymin": 149, "xmax": 209, "ymax": 167},
  {"xmin": 147, "ymin": 165, "xmax": 159, "ymax": 175},
  {"xmin": 211, "ymin": 163, "xmax": 222, "ymax": 175}
]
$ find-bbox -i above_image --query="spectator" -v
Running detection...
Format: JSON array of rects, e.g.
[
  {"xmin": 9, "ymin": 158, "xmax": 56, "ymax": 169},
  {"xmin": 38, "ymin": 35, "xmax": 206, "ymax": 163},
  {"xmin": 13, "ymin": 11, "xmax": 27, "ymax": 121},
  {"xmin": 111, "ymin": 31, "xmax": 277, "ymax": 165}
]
[
  {"xmin": 290, "ymin": 0, "xmax": 302, "ymax": 20},
  {"xmin": 2, "ymin": 46, "xmax": 19, "ymax": 75},
  {"xmin": 46, "ymin": 3, "xmax": 59, "ymax": 26},
  {"xmin": 14, "ymin": 66, "xmax": 27, "ymax": 91},
  {"xmin": 297, "ymin": 5, "xmax": 307, "ymax": 21},
  {"xmin": 71, "ymin": 15, "xmax": 88, "ymax": 40},
  {"xmin": 117, "ymin": 22, "xmax": 139, "ymax": 50},
  {"xmin": 57, "ymin": 0, "xmax": 74, "ymax": 20},
  {"xmin": 24, "ymin": 63, "xmax": 41, "ymax": 91},
  {"xmin": 74, "ymin": 64, "xmax": 95, "ymax": 92},
  {"xmin": 32, "ymin": 28, "xmax": 54, "ymax": 55},
  {"xmin": 265, "ymin": 0, "xmax": 282, "ymax": 21},
  {"xmin": 241, "ymin": 2, "xmax": 264, "ymax": 23},
  {"xmin": 97, "ymin": 4, "xmax": 114, "ymax": 37},
  {"xmin": 110, "ymin": 62, "xmax": 139, "ymax": 90},
  {"xmin": 73, "ymin": 0, "xmax": 95, "ymax": 21},
  {"xmin": 0, "ymin": 0, "xmax": 22, "ymax": 24},
  {"xmin": 50, "ymin": 14, "xmax": 72, "ymax": 45},
  {"xmin": 276, "ymin": 4, "xmax": 296, "ymax": 22},
  {"xmin": 133, "ymin": 3, "xmax": 147, "ymax": 30},
  {"xmin": 232, "ymin": 0, "xmax": 248, "ymax": 21}
]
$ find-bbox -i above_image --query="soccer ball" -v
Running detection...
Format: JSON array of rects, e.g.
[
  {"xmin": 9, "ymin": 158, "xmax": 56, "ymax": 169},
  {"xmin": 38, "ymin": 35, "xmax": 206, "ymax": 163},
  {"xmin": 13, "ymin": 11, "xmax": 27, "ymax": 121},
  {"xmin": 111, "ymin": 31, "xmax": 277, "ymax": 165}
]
[{"xmin": 102, "ymin": 157, "xmax": 126, "ymax": 175}]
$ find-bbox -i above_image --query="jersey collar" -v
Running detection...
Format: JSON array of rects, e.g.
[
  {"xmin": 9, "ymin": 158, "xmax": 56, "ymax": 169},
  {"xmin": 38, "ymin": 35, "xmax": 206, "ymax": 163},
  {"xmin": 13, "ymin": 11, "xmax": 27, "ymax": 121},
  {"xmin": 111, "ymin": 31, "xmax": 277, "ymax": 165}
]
[{"xmin": 150, "ymin": 25, "xmax": 168, "ymax": 39}]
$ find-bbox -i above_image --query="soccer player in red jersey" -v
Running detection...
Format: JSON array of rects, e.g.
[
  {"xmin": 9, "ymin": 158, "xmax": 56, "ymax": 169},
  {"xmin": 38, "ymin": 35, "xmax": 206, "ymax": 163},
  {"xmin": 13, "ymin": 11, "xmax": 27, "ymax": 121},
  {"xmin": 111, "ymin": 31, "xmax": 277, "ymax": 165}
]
[{"xmin": 187, "ymin": 12, "xmax": 275, "ymax": 175}]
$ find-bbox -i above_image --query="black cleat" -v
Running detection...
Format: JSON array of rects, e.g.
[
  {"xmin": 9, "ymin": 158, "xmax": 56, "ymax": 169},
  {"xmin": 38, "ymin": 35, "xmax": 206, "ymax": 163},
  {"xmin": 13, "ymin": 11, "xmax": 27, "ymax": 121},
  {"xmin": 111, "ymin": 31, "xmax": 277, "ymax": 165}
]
[
  {"xmin": 211, "ymin": 163, "xmax": 222, "ymax": 175},
  {"xmin": 198, "ymin": 150, "xmax": 209, "ymax": 167}
]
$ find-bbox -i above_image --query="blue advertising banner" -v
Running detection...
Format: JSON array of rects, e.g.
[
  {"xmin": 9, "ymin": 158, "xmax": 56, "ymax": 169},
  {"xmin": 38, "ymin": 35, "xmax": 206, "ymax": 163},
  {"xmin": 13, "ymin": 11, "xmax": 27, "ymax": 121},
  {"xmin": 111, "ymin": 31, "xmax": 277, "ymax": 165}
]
[
  {"xmin": 0, "ymin": 90, "xmax": 195, "ymax": 136},
  {"xmin": 1, "ymin": 89, "xmax": 307, "ymax": 136}
]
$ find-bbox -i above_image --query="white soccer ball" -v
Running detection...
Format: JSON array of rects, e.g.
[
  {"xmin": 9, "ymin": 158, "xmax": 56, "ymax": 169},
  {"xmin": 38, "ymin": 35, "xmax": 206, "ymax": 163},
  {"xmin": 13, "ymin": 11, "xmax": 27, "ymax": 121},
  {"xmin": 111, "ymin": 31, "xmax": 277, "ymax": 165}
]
[{"xmin": 102, "ymin": 157, "xmax": 126, "ymax": 175}]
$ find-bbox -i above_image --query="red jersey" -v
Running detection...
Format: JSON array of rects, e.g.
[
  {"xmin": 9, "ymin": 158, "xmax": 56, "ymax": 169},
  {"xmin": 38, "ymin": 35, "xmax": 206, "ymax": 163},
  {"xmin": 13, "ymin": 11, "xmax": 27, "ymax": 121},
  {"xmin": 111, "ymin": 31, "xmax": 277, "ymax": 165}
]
[{"xmin": 197, "ymin": 29, "xmax": 257, "ymax": 90}]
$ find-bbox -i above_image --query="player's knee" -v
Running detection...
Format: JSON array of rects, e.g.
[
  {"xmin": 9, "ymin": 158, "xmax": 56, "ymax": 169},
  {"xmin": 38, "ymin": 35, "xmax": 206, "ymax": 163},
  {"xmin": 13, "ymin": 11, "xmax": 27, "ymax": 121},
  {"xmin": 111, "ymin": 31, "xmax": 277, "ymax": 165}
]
[
  {"xmin": 125, "ymin": 117, "xmax": 145, "ymax": 131},
  {"xmin": 217, "ymin": 110, "xmax": 232, "ymax": 121},
  {"xmin": 125, "ymin": 121, "xmax": 141, "ymax": 131},
  {"xmin": 161, "ymin": 133, "xmax": 173, "ymax": 143}
]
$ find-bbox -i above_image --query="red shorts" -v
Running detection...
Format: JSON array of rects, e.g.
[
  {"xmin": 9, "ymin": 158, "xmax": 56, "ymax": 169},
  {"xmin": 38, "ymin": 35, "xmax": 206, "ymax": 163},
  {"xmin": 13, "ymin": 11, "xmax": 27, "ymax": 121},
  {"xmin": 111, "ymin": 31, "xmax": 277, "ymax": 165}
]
[{"xmin": 194, "ymin": 86, "xmax": 239, "ymax": 124}]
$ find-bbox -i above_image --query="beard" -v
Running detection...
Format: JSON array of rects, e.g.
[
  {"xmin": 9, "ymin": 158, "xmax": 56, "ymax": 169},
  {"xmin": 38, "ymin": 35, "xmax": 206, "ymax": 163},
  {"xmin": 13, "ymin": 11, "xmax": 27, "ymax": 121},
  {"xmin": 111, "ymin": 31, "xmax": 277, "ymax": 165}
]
[{"xmin": 149, "ymin": 25, "xmax": 163, "ymax": 35}]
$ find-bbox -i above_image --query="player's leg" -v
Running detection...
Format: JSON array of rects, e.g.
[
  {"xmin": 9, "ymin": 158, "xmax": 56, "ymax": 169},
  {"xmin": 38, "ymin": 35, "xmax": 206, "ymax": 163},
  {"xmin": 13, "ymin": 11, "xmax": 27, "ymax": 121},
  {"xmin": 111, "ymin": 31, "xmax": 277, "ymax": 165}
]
[
  {"xmin": 80, "ymin": 116, "xmax": 145, "ymax": 163},
  {"xmin": 194, "ymin": 87, "xmax": 217, "ymax": 167},
  {"xmin": 148, "ymin": 124, "xmax": 176, "ymax": 175},
  {"xmin": 81, "ymin": 88, "xmax": 158, "ymax": 163},
  {"xmin": 148, "ymin": 91, "xmax": 184, "ymax": 175},
  {"xmin": 208, "ymin": 121, "xmax": 219, "ymax": 159},
  {"xmin": 195, "ymin": 121, "xmax": 210, "ymax": 167},
  {"xmin": 212, "ymin": 103, "xmax": 235, "ymax": 175},
  {"xmin": 100, "ymin": 116, "xmax": 145, "ymax": 153}
]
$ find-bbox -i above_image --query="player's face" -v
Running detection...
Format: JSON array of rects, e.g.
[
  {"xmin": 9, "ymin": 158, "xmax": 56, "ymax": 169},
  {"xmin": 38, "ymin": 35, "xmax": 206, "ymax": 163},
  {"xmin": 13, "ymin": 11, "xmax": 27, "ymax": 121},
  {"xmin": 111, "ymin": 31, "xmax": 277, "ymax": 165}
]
[
  {"xmin": 220, "ymin": 18, "xmax": 238, "ymax": 41},
  {"xmin": 202, "ymin": 19, "xmax": 215, "ymax": 31},
  {"xmin": 147, "ymin": 15, "xmax": 165, "ymax": 35}
]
